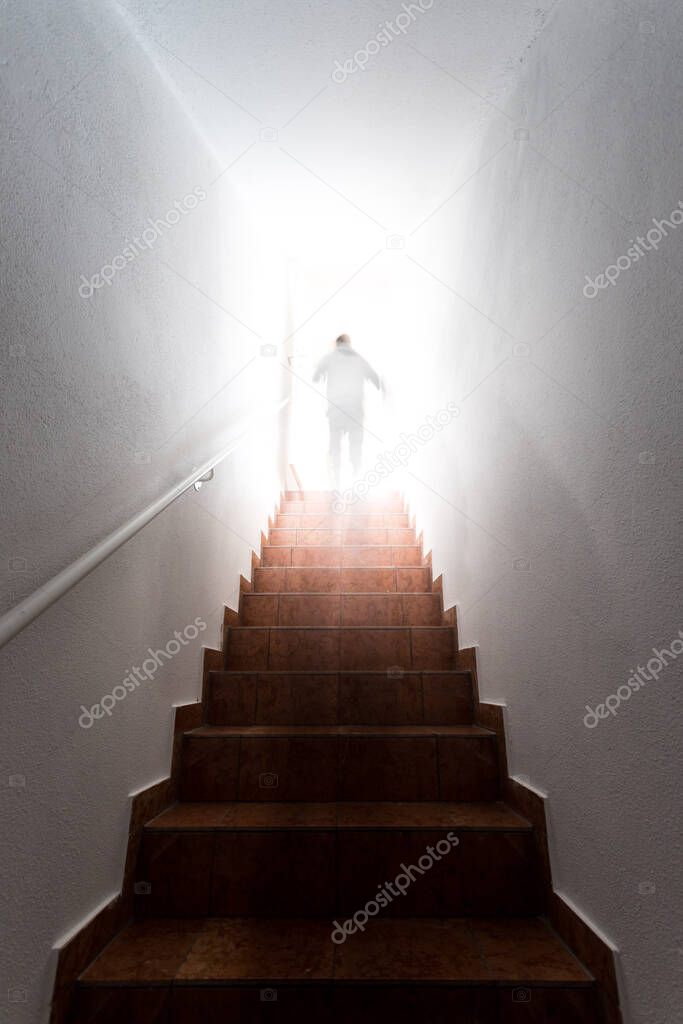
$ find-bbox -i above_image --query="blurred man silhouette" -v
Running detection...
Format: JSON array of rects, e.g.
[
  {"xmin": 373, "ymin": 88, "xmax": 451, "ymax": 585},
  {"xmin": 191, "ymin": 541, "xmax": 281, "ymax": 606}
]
[{"xmin": 313, "ymin": 334, "xmax": 381, "ymax": 487}]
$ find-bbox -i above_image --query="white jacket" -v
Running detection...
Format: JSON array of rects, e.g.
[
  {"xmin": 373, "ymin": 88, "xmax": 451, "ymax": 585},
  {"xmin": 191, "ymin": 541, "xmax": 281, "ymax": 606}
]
[{"xmin": 313, "ymin": 348, "xmax": 381, "ymax": 421}]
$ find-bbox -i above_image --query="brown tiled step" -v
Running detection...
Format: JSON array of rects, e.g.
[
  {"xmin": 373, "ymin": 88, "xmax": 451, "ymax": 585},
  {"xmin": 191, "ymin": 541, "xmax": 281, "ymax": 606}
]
[
  {"xmin": 281, "ymin": 496, "xmax": 405, "ymax": 513},
  {"xmin": 146, "ymin": 800, "xmax": 530, "ymax": 830},
  {"xmin": 253, "ymin": 566, "xmax": 432, "ymax": 594},
  {"xmin": 179, "ymin": 725, "xmax": 498, "ymax": 802},
  {"xmin": 275, "ymin": 512, "xmax": 410, "ymax": 529},
  {"xmin": 268, "ymin": 527, "xmax": 417, "ymax": 546},
  {"xmin": 262, "ymin": 545, "xmax": 424, "ymax": 567},
  {"xmin": 240, "ymin": 593, "xmax": 442, "ymax": 627},
  {"xmin": 284, "ymin": 489, "xmax": 401, "ymax": 501},
  {"xmin": 224, "ymin": 627, "xmax": 456, "ymax": 671},
  {"xmin": 192, "ymin": 724, "xmax": 489, "ymax": 735},
  {"xmin": 136, "ymin": 803, "xmax": 540, "ymax": 918},
  {"xmin": 207, "ymin": 670, "xmax": 473, "ymax": 726},
  {"xmin": 74, "ymin": 918, "xmax": 598, "ymax": 1023}
]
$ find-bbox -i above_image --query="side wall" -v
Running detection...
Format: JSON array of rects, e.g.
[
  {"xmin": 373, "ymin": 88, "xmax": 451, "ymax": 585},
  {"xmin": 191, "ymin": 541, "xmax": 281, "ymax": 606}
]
[
  {"xmin": 400, "ymin": 4, "xmax": 683, "ymax": 1023},
  {"xmin": 0, "ymin": 3, "xmax": 288, "ymax": 1021}
]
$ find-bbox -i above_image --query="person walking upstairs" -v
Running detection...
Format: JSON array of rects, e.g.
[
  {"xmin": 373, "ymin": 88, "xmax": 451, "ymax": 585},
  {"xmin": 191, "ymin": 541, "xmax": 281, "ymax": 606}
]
[{"xmin": 313, "ymin": 333, "xmax": 382, "ymax": 487}]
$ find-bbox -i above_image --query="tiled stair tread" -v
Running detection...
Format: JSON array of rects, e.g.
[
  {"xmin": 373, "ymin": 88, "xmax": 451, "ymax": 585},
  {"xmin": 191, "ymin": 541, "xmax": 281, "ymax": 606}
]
[
  {"xmin": 79, "ymin": 916, "xmax": 592, "ymax": 985},
  {"xmin": 284, "ymin": 490, "xmax": 401, "ymax": 498},
  {"xmin": 273, "ymin": 524, "xmax": 411, "ymax": 529},
  {"xmin": 244, "ymin": 592, "xmax": 438, "ymax": 597},
  {"xmin": 229, "ymin": 625, "xmax": 451, "ymax": 632},
  {"xmin": 262, "ymin": 540, "xmax": 421, "ymax": 548},
  {"xmin": 263, "ymin": 544, "xmax": 422, "ymax": 549},
  {"xmin": 283, "ymin": 492, "xmax": 401, "ymax": 498},
  {"xmin": 146, "ymin": 800, "xmax": 531, "ymax": 831},
  {"xmin": 277, "ymin": 509, "xmax": 407, "ymax": 514},
  {"xmin": 269, "ymin": 537, "xmax": 418, "ymax": 545},
  {"xmin": 278, "ymin": 509, "xmax": 405, "ymax": 516},
  {"xmin": 275, "ymin": 514, "xmax": 410, "ymax": 521},
  {"xmin": 282, "ymin": 501, "xmax": 404, "ymax": 509},
  {"xmin": 272, "ymin": 528, "xmax": 414, "ymax": 536},
  {"xmin": 189, "ymin": 725, "xmax": 492, "ymax": 737},
  {"xmin": 209, "ymin": 669, "xmax": 471, "ymax": 677},
  {"xmin": 281, "ymin": 505, "xmax": 406, "ymax": 514},
  {"xmin": 280, "ymin": 491, "xmax": 403, "ymax": 499}
]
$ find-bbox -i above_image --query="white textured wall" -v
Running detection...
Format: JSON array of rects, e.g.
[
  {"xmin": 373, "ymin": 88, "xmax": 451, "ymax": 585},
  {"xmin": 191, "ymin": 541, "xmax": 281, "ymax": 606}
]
[
  {"xmin": 398, "ymin": 3, "xmax": 683, "ymax": 1022},
  {"xmin": 0, "ymin": 3, "xmax": 288, "ymax": 1021}
]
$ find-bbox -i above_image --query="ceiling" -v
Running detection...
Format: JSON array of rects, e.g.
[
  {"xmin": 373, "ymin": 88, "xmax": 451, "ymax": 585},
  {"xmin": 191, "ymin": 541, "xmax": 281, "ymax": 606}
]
[{"xmin": 110, "ymin": 0, "xmax": 558, "ymax": 273}]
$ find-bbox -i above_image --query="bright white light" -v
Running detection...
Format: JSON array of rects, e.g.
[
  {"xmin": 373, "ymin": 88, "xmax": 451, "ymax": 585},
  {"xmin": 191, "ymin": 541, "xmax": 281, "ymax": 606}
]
[{"xmin": 283, "ymin": 250, "xmax": 427, "ymax": 489}]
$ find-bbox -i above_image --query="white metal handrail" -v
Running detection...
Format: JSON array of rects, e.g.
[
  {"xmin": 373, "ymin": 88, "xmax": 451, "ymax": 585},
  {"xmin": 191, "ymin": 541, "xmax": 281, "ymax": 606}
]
[{"xmin": 0, "ymin": 398, "xmax": 289, "ymax": 650}]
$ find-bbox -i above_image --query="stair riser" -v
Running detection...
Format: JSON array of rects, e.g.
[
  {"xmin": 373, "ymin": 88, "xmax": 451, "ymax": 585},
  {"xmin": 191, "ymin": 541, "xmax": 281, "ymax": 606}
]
[
  {"xmin": 241, "ymin": 594, "xmax": 442, "ymax": 628},
  {"xmin": 180, "ymin": 735, "xmax": 499, "ymax": 802},
  {"xmin": 262, "ymin": 546, "xmax": 424, "ymax": 567},
  {"xmin": 73, "ymin": 984, "xmax": 601, "ymax": 1024},
  {"xmin": 284, "ymin": 490, "xmax": 401, "ymax": 502},
  {"xmin": 281, "ymin": 499, "xmax": 405, "ymax": 513},
  {"xmin": 136, "ymin": 829, "xmax": 541, "ymax": 918},
  {"xmin": 253, "ymin": 567, "xmax": 432, "ymax": 594},
  {"xmin": 207, "ymin": 672, "xmax": 473, "ymax": 726},
  {"xmin": 269, "ymin": 529, "xmax": 417, "ymax": 546},
  {"xmin": 275, "ymin": 513, "xmax": 410, "ymax": 529},
  {"xmin": 225, "ymin": 628, "xmax": 456, "ymax": 672}
]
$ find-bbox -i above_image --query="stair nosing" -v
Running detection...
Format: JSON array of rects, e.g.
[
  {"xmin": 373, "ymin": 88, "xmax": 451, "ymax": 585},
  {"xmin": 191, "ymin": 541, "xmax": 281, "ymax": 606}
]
[
  {"xmin": 255, "ymin": 565, "xmax": 429, "ymax": 570},
  {"xmin": 209, "ymin": 668, "xmax": 471, "ymax": 676},
  {"xmin": 262, "ymin": 543, "xmax": 422, "ymax": 548},
  {"xmin": 185, "ymin": 724, "xmax": 493, "ymax": 737},
  {"xmin": 243, "ymin": 592, "xmax": 438, "ymax": 597},
  {"xmin": 275, "ymin": 514, "xmax": 409, "ymax": 519},
  {"xmin": 226, "ymin": 625, "xmax": 453, "ymax": 630}
]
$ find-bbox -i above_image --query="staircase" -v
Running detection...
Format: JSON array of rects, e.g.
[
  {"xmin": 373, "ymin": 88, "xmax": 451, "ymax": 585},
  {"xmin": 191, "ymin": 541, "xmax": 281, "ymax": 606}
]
[{"xmin": 70, "ymin": 491, "xmax": 601, "ymax": 1023}]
